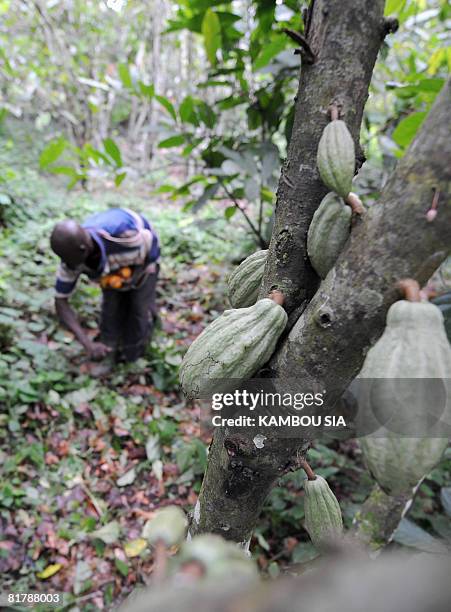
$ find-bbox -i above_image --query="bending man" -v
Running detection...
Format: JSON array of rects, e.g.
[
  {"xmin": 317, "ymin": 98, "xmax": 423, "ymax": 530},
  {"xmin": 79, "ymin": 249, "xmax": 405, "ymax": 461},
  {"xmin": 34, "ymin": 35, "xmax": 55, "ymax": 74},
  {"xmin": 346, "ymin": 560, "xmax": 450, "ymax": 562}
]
[{"xmin": 50, "ymin": 207, "xmax": 160, "ymax": 363}]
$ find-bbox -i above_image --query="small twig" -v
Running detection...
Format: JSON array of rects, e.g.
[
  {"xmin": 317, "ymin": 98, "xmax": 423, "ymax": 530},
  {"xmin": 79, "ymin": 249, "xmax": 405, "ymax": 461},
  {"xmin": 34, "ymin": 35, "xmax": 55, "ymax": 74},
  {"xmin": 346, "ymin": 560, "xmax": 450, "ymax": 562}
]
[
  {"xmin": 283, "ymin": 29, "xmax": 315, "ymax": 64},
  {"xmin": 301, "ymin": 459, "xmax": 316, "ymax": 481},
  {"xmin": 258, "ymin": 192, "xmax": 263, "ymax": 238},
  {"xmin": 218, "ymin": 178, "xmax": 265, "ymax": 247},
  {"xmin": 396, "ymin": 279, "xmax": 421, "ymax": 303},
  {"xmin": 80, "ymin": 481, "xmax": 104, "ymax": 517}
]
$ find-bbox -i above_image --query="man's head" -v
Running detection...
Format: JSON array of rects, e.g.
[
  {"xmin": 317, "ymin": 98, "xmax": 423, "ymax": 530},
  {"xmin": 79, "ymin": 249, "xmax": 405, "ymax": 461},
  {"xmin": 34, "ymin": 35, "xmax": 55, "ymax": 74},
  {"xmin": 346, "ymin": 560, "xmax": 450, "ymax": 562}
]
[{"xmin": 50, "ymin": 220, "xmax": 93, "ymax": 269}]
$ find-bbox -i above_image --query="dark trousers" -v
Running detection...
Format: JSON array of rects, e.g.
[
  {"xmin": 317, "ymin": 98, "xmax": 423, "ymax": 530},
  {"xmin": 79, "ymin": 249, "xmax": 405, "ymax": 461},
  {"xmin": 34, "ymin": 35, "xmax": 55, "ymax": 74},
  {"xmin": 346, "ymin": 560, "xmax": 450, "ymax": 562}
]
[{"xmin": 99, "ymin": 269, "xmax": 158, "ymax": 362}]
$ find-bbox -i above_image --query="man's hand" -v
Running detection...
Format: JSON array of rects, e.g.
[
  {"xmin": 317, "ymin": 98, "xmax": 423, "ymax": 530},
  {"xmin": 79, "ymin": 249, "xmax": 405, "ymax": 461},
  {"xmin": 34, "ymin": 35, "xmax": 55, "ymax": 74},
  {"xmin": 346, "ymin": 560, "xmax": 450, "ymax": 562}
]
[
  {"xmin": 87, "ymin": 341, "xmax": 112, "ymax": 361},
  {"xmin": 55, "ymin": 298, "xmax": 113, "ymax": 362}
]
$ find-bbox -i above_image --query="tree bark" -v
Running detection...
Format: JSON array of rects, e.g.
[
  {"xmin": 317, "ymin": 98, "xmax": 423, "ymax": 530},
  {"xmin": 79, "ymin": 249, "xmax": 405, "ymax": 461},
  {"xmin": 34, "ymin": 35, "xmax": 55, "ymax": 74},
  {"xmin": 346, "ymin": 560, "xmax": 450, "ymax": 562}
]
[
  {"xmin": 353, "ymin": 483, "xmax": 418, "ymax": 551},
  {"xmin": 191, "ymin": 0, "xmax": 451, "ymax": 543}
]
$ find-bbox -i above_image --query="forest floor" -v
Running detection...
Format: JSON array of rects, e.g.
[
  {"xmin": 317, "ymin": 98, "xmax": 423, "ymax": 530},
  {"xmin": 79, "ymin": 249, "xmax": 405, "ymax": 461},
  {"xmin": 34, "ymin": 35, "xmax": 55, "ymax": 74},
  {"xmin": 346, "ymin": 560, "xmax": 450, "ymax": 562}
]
[{"xmin": 1, "ymin": 124, "xmax": 450, "ymax": 611}]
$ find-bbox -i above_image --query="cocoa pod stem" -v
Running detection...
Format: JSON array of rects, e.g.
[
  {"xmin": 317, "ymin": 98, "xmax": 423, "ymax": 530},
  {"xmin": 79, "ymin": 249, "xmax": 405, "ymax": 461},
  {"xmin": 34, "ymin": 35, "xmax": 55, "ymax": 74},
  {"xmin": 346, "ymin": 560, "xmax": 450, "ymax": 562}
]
[
  {"xmin": 396, "ymin": 279, "xmax": 422, "ymax": 303},
  {"xmin": 329, "ymin": 103, "xmax": 340, "ymax": 121},
  {"xmin": 345, "ymin": 192, "xmax": 365, "ymax": 215},
  {"xmin": 301, "ymin": 459, "xmax": 316, "ymax": 481},
  {"xmin": 268, "ymin": 290, "xmax": 285, "ymax": 306}
]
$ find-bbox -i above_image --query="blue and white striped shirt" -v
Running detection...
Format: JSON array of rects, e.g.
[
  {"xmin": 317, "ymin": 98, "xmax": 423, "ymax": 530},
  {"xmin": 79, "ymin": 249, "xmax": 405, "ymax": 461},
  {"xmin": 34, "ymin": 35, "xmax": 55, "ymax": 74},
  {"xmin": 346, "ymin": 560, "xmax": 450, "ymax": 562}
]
[{"xmin": 55, "ymin": 208, "xmax": 160, "ymax": 298}]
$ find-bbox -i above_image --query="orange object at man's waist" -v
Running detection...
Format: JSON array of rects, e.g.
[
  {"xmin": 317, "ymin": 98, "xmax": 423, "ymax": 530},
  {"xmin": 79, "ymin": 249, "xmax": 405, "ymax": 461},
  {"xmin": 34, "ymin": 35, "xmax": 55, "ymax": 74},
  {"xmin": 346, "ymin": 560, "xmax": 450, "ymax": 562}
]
[{"xmin": 100, "ymin": 262, "xmax": 158, "ymax": 291}]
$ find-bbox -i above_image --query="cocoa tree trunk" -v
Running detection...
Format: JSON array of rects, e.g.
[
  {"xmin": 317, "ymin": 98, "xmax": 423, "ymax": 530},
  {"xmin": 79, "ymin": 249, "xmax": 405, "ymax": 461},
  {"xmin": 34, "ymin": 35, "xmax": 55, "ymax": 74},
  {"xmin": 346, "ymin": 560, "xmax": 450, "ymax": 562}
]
[{"xmin": 190, "ymin": 0, "xmax": 451, "ymax": 542}]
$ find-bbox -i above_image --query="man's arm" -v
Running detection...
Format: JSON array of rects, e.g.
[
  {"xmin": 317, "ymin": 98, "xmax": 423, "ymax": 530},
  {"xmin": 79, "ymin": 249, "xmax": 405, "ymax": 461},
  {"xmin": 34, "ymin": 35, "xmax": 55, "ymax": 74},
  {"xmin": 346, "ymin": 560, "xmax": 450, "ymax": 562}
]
[{"xmin": 55, "ymin": 297, "xmax": 111, "ymax": 360}]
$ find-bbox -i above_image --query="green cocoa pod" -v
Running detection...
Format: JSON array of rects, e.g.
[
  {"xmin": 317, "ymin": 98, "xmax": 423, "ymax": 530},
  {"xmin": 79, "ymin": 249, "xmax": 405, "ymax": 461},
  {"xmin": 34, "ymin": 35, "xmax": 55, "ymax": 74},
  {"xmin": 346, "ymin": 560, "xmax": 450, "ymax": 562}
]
[
  {"xmin": 179, "ymin": 298, "xmax": 287, "ymax": 399},
  {"xmin": 304, "ymin": 475, "xmax": 343, "ymax": 550},
  {"xmin": 317, "ymin": 120, "xmax": 355, "ymax": 197},
  {"xmin": 360, "ymin": 436, "xmax": 448, "ymax": 496},
  {"xmin": 142, "ymin": 506, "xmax": 188, "ymax": 547},
  {"xmin": 228, "ymin": 249, "xmax": 268, "ymax": 308},
  {"xmin": 359, "ymin": 301, "xmax": 451, "ymax": 379},
  {"xmin": 307, "ymin": 192, "xmax": 352, "ymax": 278},
  {"xmin": 358, "ymin": 300, "xmax": 451, "ymax": 495}
]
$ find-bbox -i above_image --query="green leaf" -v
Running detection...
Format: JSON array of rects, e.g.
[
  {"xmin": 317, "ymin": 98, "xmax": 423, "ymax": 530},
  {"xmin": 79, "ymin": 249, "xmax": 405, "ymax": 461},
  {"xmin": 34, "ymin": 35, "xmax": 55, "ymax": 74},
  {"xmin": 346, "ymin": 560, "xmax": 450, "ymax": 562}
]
[
  {"xmin": 152, "ymin": 184, "xmax": 175, "ymax": 194},
  {"xmin": 90, "ymin": 521, "xmax": 121, "ymax": 545},
  {"xmin": 196, "ymin": 101, "xmax": 216, "ymax": 128},
  {"xmin": 291, "ymin": 542, "xmax": 319, "ymax": 564},
  {"xmin": 158, "ymin": 135, "xmax": 186, "ymax": 148},
  {"xmin": 202, "ymin": 9, "xmax": 221, "ymax": 66},
  {"xmin": 138, "ymin": 81, "xmax": 154, "ymax": 98},
  {"xmin": 428, "ymin": 48, "xmax": 449, "ymax": 76},
  {"xmin": 192, "ymin": 183, "xmax": 220, "ymax": 212},
  {"xmin": 392, "ymin": 111, "xmax": 427, "ymax": 148},
  {"xmin": 179, "ymin": 96, "xmax": 196, "ymax": 124},
  {"xmin": 0, "ymin": 1, "xmax": 11, "ymax": 17},
  {"xmin": 145, "ymin": 435, "xmax": 161, "ymax": 462},
  {"xmin": 0, "ymin": 47, "xmax": 13, "ymax": 76},
  {"xmin": 115, "ymin": 172, "xmax": 127, "ymax": 186},
  {"xmin": 155, "ymin": 95, "xmax": 177, "ymax": 121},
  {"xmin": 103, "ymin": 138, "xmax": 123, "ymax": 167},
  {"xmin": 83, "ymin": 143, "xmax": 110, "ymax": 166},
  {"xmin": 39, "ymin": 138, "xmax": 67, "ymax": 168},
  {"xmin": 48, "ymin": 166, "xmax": 77, "ymax": 177},
  {"xmin": 67, "ymin": 174, "xmax": 85, "ymax": 190},
  {"xmin": 118, "ymin": 63, "xmax": 133, "ymax": 89},
  {"xmin": 117, "ymin": 468, "xmax": 136, "ymax": 487},
  {"xmin": 393, "ymin": 518, "xmax": 449, "ymax": 553},
  {"xmin": 384, "ymin": 0, "xmax": 407, "ymax": 16},
  {"xmin": 388, "ymin": 78, "xmax": 444, "ymax": 98},
  {"xmin": 224, "ymin": 206, "xmax": 237, "ymax": 220},
  {"xmin": 114, "ymin": 558, "xmax": 129, "ymax": 577},
  {"xmin": 255, "ymin": 530, "xmax": 270, "ymax": 551},
  {"xmin": 253, "ymin": 37, "xmax": 287, "ymax": 71},
  {"xmin": 412, "ymin": 78, "xmax": 444, "ymax": 93}
]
